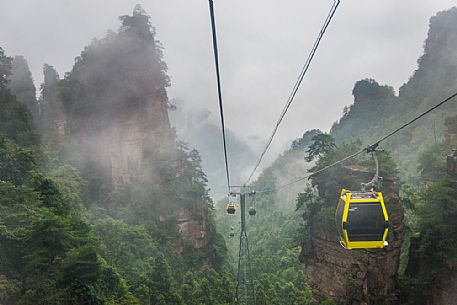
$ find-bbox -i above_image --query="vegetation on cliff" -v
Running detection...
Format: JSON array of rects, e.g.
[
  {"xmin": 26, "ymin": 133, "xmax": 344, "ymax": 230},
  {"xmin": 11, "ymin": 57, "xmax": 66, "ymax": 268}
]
[
  {"xmin": 399, "ymin": 116, "xmax": 457, "ymax": 305},
  {"xmin": 0, "ymin": 48, "xmax": 136, "ymax": 304}
]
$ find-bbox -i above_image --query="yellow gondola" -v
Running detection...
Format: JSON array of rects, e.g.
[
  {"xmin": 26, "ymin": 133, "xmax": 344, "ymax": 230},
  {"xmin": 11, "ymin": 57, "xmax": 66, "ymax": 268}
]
[
  {"xmin": 335, "ymin": 189, "xmax": 389, "ymax": 249},
  {"xmin": 335, "ymin": 146, "xmax": 389, "ymax": 249},
  {"xmin": 226, "ymin": 203, "xmax": 237, "ymax": 216}
]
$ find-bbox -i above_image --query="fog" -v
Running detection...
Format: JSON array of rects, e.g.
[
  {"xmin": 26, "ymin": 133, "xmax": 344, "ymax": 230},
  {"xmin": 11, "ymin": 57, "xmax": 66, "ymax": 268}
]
[{"xmin": 1, "ymin": 0, "xmax": 456, "ymax": 168}]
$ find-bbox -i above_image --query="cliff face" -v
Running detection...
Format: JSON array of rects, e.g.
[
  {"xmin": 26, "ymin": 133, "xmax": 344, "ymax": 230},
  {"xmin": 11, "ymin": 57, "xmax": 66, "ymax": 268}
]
[
  {"xmin": 69, "ymin": 92, "xmax": 174, "ymax": 191},
  {"xmin": 176, "ymin": 203, "xmax": 208, "ymax": 249},
  {"xmin": 301, "ymin": 167, "xmax": 405, "ymax": 304},
  {"xmin": 61, "ymin": 28, "xmax": 175, "ymax": 189},
  {"xmin": 406, "ymin": 235, "xmax": 457, "ymax": 305},
  {"xmin": 108, "ymin": 92, "xmax": 173, "ymax": 188},
  {"xmin": 428, "ymin": 280, "xmax": 457, "ymax": 305},
  {"xmin": 49, "ymin": 7, "xmax": 210, "ymax": 250}
]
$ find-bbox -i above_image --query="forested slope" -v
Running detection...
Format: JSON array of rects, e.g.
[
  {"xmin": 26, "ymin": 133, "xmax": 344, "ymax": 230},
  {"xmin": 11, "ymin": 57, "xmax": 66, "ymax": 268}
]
[{"xmin": 0, "ymin": 46, "xmax": 138, "ymax": 304}]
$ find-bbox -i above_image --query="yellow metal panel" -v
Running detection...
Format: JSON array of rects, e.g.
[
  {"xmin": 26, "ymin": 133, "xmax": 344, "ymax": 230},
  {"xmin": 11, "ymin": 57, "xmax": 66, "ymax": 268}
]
[
  {"xmin": 346, "ymin": 240, "xmax": 386, "ymax": 249},
  {"xmin": 378, "ymin": 192, "xmax": 389, "ymax": 221},
  {"xmin": 337, "ymin": 190, "xmax": 390, "ymax": 249},
  {"xmin": 341, "ymin": 192, "xmax": 351, "ymax": 247},
  {"xmin": 342, "ymin": 192, "xmax": 351, "ymax": 222},
  {"xmin": 382, "ymin": 228, "xmax": 389, "ymax": 241},
  {"xmin": 378, "ymin": 192, "xmax": 389, "ymax": 243},
  {"xmin": 336, "ymin": 192, "xmax": 347, "ymax": 247},
  {"xmin": 349, "ymin": 198, "xmax": 381, "ymax": 203},
  {"xmin": 342, "ymin": 230, "xmax": 350, "ymax": 247}
]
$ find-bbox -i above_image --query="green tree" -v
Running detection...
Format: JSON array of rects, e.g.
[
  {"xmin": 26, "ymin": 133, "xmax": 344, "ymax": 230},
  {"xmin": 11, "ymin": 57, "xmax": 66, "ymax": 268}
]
[
  {"xmin": 0, "ymin": 47, "xmax": 12, "ymax": 89},
  {"xmin": 0, "ymin": 48, "xmax": 39, "ymax": 147},
  {"xmin": 146, "ymin": 253, "xmax": 184, "ymax": 305},
  {"xmin": 0, "ymin": 136, "xmax": 37, "ymax": 185},
  {"xmin": 291, "ymin": 129, "xmax": 322, "ymax": 150},
  {"xmin": 418, "ymin": 176, "xmax": 457, "ymax": 274},
  {"xmin": 305, "ymin": 133, "xmax": 337, "ymax": 162},
  {"xmin": 0, "ymin": 132, "xmax": 137, "ymax": 304}
]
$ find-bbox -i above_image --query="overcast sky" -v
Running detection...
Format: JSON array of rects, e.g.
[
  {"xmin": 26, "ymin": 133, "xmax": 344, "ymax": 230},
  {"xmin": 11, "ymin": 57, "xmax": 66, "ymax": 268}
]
[{"xmin": 1, "ymin": 0, "xmax": 456, "ymax": 173}]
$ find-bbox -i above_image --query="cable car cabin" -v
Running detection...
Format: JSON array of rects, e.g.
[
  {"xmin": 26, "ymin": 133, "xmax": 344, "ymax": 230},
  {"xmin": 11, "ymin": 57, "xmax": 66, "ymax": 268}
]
[
  {"xmin": 335, "ymin": 189, "xmax": 389, "ymax": 249},
  {"xmin": 226, "ymin": 203, "xmax": 236, "ymax": 216},
  {"xmin": 248, "ymin": 207, "xmax": 256, "ymax": 216},
  {"xmin": 229, "ymin": 226, "xmax": 235, "ymax": 237}
]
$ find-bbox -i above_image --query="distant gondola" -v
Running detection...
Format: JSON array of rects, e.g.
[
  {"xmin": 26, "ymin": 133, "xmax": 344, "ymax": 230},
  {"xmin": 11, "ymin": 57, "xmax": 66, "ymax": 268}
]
[
  {"xmin": 229, "ymin": 226, "xmax": 235, "ymax": 237},
  {"xmin": 226, "ymin": 203, "xmax": 236, "ymax": 216},
  {"xmin": 248, "ymin": 207, "xmax": 256, "ymax": 216}
]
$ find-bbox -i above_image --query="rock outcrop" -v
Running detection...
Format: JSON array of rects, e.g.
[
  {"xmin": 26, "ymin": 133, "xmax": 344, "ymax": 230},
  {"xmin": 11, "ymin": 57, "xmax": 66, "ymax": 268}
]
[
  {"xmin": 48, "ymin": 7, "xmax": 209, "ymax": 250},
  {"xmin": 406, "ymin": 234, "xmax": 457, "ymax": 305},
  {"xmin": 428, "ymin": 279, "xmax": 457, "ymax": 305},
  {"xmin": 301, "ymin": 167, "xmax": 405, "ymax": 305},
  {"xmin": 176, "ymin": 203, "xmax": 208, "ymax": 249},
  {"xmin": 108, "ymin": 92, "xmax": 173, "ymax": 188}
]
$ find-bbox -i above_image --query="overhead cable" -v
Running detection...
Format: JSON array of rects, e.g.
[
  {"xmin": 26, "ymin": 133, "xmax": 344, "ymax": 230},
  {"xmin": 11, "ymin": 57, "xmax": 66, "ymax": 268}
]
[
  {"xmin": 208, "ymin": 0, "xmax": 231, "ymax": 192},
  {"xmin": 245, "ymin": 0, "xmax": 342, "ymax": 185},
  {"xmin": 256, "ymin": 91, "xmax": 457, "ymax": 194},
  {"xmin": 373, "ymin": 91, "xmax": 457, "ymax": 145}
]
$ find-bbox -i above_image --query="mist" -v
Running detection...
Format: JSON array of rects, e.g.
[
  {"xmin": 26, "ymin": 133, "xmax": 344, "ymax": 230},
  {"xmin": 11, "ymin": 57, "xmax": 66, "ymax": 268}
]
[
  {"xmin": 1, "ymin": 0, "xmax": 456, "ymax": 175},
  {"xmin": 2, "ymin": 3, "xmax": 457, "ymax": 304}
]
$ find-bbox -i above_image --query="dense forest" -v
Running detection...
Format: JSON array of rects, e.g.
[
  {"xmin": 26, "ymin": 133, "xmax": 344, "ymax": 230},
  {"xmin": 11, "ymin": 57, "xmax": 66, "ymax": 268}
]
[{"xmin": 1, "ymin": 3, "xmax": 457, "ymax": 305}]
